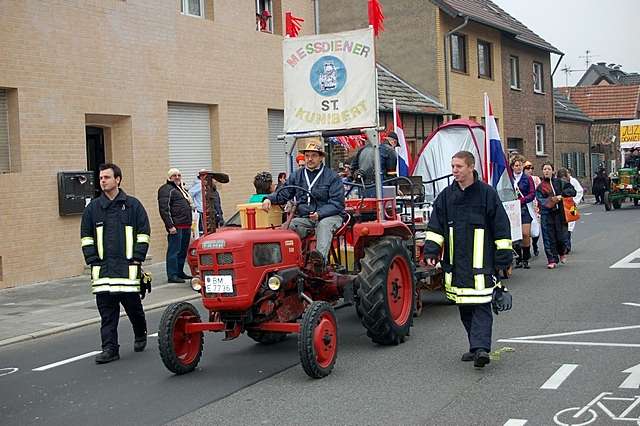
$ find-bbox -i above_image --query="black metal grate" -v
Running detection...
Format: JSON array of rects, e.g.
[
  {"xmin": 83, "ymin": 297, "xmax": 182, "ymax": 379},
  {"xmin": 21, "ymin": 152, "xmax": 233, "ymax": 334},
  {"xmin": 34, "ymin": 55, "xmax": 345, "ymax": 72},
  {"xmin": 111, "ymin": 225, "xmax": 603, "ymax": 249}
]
[{"xmin": 217, "ymin": 252, "xmax": 234, "ymax": 265}]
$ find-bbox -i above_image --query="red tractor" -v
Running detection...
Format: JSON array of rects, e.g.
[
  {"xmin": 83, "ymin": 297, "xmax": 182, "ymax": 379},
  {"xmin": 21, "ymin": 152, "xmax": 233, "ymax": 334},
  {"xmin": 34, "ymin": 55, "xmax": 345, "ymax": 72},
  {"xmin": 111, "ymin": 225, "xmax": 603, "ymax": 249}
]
[{"xmin": 158, "ymin": 131, "xmax": 426, "ymax": 378}]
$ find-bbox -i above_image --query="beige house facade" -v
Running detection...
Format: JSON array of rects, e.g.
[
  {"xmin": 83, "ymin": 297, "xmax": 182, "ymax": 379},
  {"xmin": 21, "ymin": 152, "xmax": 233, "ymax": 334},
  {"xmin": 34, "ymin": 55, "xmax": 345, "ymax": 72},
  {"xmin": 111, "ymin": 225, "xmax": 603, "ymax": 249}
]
[{"xmin": 0, "ymin": 0, "xmax": 316, "ymax": 288}]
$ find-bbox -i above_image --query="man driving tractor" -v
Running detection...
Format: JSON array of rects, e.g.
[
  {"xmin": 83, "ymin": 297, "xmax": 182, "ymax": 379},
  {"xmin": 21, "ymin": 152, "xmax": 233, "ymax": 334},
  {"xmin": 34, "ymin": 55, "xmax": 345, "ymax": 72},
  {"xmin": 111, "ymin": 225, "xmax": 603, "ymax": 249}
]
[{"xmin": 262, "ymin": 140, "xmax": 344, "ymax": 273}]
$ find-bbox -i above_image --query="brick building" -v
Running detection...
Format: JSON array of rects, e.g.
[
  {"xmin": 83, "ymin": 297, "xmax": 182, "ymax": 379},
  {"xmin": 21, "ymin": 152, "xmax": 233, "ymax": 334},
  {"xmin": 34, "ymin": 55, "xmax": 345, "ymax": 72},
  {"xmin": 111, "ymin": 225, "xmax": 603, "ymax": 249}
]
[
  {"xmin": 553, "ymin": 89, "xmax": 593, "ymax": 191},
  {"xmin": 558, "ymin": 85, "xmax": 640, "ymax": 174},
  {"xmin": 0, "ymin": 0, "xmax": 317, "ymax": 288}
]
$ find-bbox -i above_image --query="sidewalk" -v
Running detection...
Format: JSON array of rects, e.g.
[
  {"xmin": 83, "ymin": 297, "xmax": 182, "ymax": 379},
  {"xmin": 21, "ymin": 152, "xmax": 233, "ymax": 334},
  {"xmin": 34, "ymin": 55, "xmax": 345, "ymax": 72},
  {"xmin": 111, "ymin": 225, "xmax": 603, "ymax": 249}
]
[{"xmin": 0, "ymin": 262, "xmax": 198, "ymax": 348}]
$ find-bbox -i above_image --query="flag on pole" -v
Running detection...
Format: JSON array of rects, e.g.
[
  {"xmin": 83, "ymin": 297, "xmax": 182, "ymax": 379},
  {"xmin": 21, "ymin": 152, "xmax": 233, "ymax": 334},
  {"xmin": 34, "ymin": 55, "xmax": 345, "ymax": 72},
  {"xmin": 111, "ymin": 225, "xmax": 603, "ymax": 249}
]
[
  {"xmin": 368, "ymin": 0, "xmax": 385, "ymax": 37},
  {"xmin": 392, "ymin": 99, "xmax": 411, "ymax": 176},
  {"xmin": 483, "ymin": 93, "xmax": 507, "ymax": 188},
  {"xmin": 285, "ymin": 12, "xmax": 304, "ymax": 38}
]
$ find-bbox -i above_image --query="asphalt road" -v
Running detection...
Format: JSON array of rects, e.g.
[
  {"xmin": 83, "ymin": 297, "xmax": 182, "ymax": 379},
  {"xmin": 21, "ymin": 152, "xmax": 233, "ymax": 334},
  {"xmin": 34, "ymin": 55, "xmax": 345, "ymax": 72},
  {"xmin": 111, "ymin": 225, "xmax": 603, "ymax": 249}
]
[{"xmin": 1, "ymin": 201, "xmax": 639, "ymax": 425}]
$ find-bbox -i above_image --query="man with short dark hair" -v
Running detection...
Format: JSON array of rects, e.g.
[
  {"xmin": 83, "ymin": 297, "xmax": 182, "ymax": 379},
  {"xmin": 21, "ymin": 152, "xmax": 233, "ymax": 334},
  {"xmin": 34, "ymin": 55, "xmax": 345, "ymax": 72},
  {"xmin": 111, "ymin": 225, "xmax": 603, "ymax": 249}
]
[
  {"xmin": 81, "ymin": 163, "xmax": 151, "ymax": 364},
  {"xmin": 248, "ymin": 171, "xmax": 274, "ymax": 202},
  {"xmin": 423, "ymin": 151, "xmax": 513, "ymax": 368},
  {"xmin": 351, "ymin": 133, "xmax": 398, "ymax": 197}
]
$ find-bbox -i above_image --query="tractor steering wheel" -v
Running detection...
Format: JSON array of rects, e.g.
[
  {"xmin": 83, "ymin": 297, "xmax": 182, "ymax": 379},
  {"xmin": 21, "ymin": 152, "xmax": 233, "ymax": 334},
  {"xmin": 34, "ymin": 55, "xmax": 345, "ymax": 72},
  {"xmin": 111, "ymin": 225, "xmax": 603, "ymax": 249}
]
[{"xmin": 273, "ymin": 185, "xmax": 319, "ymax": 227}]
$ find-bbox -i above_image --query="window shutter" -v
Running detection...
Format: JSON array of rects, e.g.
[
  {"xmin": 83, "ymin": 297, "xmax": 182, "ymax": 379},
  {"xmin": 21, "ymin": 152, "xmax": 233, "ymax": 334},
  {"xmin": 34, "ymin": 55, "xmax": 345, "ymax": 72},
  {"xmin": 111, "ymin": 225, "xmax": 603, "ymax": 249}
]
[
  {"xmin": 267, "ymin": 110, "xmax": 286, "ymax": 176},
  {"xmin": 0, "ymin": 89, "xmax": 9, "ymax": 173},
  {"xmin": 167, "ymin": 102, "xmax": 212, "ymax": 184}
]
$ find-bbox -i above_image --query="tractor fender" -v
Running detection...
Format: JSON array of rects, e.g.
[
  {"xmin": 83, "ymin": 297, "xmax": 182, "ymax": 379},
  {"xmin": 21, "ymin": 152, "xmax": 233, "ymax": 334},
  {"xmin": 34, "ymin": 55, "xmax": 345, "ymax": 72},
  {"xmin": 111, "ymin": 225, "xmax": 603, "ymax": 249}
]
[{"xmin": 352, "ymin": 221, "xmax": 412, "ymax": 259}]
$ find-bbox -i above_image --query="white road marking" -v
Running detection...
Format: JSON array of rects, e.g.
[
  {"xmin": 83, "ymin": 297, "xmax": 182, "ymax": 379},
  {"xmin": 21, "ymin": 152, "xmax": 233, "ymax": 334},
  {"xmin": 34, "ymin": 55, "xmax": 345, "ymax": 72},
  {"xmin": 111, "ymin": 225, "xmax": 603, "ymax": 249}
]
[
  {"xmin": 0, "ymin": 367, "xmax": 19, "ymax": 377},
  {"xmin": 623, "ymin": 303, "xmax": 640, "ymax": 308},
  {"xmin": 583, "ymin": 212, "xmax": 593, "ymax": 216},
  {"xmin": 610, "ymin": 248, "xmax": 640, "ymax": 268},
  {"xmin": 32, "ymin": 351, "xmax": 101, "ymax": 371},
  {"xmin": 620, "ymin": 363, "xmax": 640, "ymax": 389},
  {"xmin": 498, "ymin": 339, "xmax": 640, "ymax": 348},
  {"xmin": 541, "ymin": 364, "xmax": 579, "ymax": 389},
  {"xmin": 506, "ymin": 324, "xmax": 640, "ymax": 340},
  {"xmin": 504, "ymin": 420, "xmax": 527, "ymax": 426},
  {"xmin": 149, "ymin": 333, "xmax": 158, "ymax": 337}
]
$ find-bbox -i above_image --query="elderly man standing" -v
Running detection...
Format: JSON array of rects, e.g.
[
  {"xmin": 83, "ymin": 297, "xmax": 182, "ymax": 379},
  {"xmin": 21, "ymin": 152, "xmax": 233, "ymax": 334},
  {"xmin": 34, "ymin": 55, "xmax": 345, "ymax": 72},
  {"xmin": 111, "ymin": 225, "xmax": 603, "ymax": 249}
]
[
  {"xmin": 262, "ymin": 141, "xmax": 344, "ymax": 273},
  {"xmin": 158, "ymin": 168, "xmax": 193, "ymax": 283}
]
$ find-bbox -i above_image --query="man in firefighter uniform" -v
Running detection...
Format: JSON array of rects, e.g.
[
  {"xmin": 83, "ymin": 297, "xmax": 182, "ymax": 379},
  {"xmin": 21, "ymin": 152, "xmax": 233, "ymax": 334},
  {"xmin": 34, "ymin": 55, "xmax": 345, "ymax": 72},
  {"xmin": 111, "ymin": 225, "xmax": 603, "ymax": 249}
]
[
  {"xmin": 424, "ymin": 151, "xmax": 512, "ymax": 368},
  {"xmin": 81, "ymin": 163, "xmax": 151, "ymax": 364}
]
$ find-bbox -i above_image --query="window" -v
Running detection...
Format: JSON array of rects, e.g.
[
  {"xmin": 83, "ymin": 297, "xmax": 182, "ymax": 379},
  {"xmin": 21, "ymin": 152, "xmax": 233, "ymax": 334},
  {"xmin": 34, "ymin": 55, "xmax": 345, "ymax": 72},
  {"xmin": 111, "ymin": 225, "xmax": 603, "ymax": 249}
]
[
  {"xmin": 477, "ymin": 40, "xmax": 492, "ymax": 78},
  {"xmin": 256, "ymin": 0, "xmax": 273, "ymax": 33},
  {"xmin": 533, "ymin": 62, "xmax": 544, "ymax": 93},
  {"xmin": 507, "ymin": 138, "xmax": 523, "ymax": 154},
  {"xmin": 450, "ymin": 33, "xmax": 467, "ymax": 73},
  {"xmin": 562, "ymin": 152, "xmax": 587, "ymax": 177},
  {"xmin": 510, "ymin": 56, "xmax": 520, "ymax": 89},
  {"xmin": 0, "ymin": 89, "xmax": 9, "ymax": 173},
  {"xmin": 535, "ymin": 124, "xmax": 545, "ymax": 155},
  {"xmin": 180, "ymin": 0, "xmax": 204, "ymax": 18}
]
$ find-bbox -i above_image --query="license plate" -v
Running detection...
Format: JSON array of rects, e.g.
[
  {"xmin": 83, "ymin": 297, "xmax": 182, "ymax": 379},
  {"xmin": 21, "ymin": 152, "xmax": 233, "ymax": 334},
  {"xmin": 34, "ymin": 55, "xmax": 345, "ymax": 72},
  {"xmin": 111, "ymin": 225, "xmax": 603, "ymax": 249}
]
[{"xmin": 205, "ymin": 275, "xmax": 233, "ymax": 293}]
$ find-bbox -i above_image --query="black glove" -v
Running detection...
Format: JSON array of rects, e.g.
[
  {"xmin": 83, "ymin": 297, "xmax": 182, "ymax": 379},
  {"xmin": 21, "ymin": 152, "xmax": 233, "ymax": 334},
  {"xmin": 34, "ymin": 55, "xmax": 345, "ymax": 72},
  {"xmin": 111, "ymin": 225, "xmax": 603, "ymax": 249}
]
[
  {"xmin": 139, "ymin": 270, "xmax": 152, "ymax": 300},
  {"xmin": 492, "ymin": 285, "xmax": 512, "ymax": 315}
]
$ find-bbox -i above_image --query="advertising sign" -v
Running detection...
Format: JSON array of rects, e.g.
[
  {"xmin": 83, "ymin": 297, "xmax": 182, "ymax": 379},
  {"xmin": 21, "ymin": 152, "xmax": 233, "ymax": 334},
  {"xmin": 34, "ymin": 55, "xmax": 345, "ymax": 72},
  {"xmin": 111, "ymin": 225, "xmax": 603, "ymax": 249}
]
[
  {"xmin": 283, "ymin": 28, "xmax": 377, "ymax": 133},
  {"xmin": 621, "ymin": 119, "xmax": 640, "ymax": 147}
]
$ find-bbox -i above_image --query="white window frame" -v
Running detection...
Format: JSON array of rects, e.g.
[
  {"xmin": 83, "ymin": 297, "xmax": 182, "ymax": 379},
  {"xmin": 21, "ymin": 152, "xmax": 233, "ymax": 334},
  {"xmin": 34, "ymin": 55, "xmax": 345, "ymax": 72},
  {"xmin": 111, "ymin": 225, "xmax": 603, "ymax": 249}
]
[
  {"xmin": 510, "ymin": 55, "xmax": 520, "ymax": 89},
  {"xmin": 535, "ymin": 124, "xmax": 545, "ymax": 155},
  {"xmin": 256, "ymin": 0, "xmax": 274, "ymax": 33},
  {"xmin": 533, "ymin": 62, "xmax": 544, "ymax": 93},
  {"xmin": 181, "ymin": 0, "xmax": 204, "ymax": 18}
]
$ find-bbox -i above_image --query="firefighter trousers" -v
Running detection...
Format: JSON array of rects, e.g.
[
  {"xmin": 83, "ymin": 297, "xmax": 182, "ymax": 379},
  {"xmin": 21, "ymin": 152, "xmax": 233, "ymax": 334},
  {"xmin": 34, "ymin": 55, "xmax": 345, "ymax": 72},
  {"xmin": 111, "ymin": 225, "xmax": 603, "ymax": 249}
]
[
  {"xmin": 96, "ymin": 292, "xmax": 147, "ymax": 352},
  {"xmin": 459, "ymin": 303, "xmax": 493, "ymax": 353}
]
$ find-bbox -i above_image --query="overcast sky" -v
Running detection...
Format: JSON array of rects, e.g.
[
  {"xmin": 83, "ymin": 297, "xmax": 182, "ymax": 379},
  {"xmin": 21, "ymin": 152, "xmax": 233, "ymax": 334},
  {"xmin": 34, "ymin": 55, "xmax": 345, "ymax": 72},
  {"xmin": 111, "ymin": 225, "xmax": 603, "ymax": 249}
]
[{"xmin": 491, "ymin": 0, "xmax": 640, "ymax": 87}]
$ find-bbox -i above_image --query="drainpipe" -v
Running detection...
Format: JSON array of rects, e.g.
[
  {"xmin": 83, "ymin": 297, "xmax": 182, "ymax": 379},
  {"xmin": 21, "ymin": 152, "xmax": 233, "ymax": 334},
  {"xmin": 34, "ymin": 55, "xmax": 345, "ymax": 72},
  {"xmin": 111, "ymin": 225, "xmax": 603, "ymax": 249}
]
[
  {"xmin": 551, "ymin": 53, "xmax": 565, "ymax": 167},
  {"xmin": 587, "ymin": 121, "xmax": 592, "ymax": 189},
  {"xmin": 313, "ymin": 0, "xmax": 320, "ymax": 34},
  {"xmin": 444, "ymin": 16, "xmax": 469, "ymax": 113}
]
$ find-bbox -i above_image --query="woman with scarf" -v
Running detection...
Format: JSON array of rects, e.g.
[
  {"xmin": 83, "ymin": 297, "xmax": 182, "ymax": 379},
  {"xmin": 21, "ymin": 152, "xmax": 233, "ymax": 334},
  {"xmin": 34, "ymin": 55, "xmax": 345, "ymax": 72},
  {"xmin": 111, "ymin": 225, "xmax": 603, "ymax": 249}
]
[
  {"xmin": 511, "ymin": 155, "xmax": 536, "ymax": 269},
  {"xmin": 535, "ymin": 162, "xmax": 576, "ymax": 269},
  {"xmin": 524, "ymin": 161, "xmax": 542, "ymax": 256}
]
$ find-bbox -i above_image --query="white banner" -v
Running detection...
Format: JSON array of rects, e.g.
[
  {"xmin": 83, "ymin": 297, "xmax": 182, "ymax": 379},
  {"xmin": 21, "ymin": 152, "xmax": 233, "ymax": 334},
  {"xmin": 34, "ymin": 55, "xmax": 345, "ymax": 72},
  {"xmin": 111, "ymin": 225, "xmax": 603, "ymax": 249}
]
[
  {"xmin": 502, "ymin": 200, "xmax": 523, "ymax": 242},
  {"xmin": 283, "ymin": 28, "xmax": 378, "ymax": 133}
]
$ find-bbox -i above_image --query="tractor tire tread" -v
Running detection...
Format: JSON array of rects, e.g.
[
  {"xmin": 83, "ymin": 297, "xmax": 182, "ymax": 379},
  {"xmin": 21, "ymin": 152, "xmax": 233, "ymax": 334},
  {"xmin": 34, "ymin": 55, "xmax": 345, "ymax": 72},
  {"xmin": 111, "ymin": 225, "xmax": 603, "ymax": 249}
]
[{"xmin": 158, "ymin": 302, "xmax": 203, "ymax": 375}]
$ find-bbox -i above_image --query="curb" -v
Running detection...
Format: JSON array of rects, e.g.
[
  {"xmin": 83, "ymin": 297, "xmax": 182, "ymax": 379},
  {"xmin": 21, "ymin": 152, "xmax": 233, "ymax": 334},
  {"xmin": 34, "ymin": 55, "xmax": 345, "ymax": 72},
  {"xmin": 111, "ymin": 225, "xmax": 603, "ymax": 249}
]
[{"xmin": 0, "ymin": 294, "xmax": 200, "ymax": 349}]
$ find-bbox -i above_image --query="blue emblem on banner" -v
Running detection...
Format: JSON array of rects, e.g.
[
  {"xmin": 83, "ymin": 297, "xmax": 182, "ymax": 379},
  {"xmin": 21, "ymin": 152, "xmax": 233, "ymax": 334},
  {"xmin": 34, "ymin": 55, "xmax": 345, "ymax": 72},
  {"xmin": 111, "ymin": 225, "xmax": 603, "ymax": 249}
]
[{"xmin": 310, "ymin": 56, "xmax": 347, "ymax": 97}]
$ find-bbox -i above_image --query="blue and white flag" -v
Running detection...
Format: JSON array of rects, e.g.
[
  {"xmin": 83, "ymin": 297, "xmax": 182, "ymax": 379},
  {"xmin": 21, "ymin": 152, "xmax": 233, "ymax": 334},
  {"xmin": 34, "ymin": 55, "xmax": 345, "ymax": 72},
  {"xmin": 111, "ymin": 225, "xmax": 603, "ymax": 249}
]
[{"xmin": 393, "ymin": 100, "xmax": 411, "ymax": 176}]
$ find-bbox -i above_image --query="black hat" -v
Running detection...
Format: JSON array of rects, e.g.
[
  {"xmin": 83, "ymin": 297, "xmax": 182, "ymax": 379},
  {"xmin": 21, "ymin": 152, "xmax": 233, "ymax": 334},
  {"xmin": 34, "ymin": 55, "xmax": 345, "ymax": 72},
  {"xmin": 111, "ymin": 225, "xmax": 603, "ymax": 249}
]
[{"xmin": 387, "ymin": 131, "xmax": 398, "ymax": 141}]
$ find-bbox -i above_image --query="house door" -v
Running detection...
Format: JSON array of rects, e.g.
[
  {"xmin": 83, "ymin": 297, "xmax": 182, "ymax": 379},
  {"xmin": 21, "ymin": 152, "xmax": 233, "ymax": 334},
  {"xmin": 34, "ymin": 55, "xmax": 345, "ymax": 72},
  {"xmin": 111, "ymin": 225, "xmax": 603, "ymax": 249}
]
[{"xmin": 86, "ymin": 126, "xmax": 105, "ymax": 198}]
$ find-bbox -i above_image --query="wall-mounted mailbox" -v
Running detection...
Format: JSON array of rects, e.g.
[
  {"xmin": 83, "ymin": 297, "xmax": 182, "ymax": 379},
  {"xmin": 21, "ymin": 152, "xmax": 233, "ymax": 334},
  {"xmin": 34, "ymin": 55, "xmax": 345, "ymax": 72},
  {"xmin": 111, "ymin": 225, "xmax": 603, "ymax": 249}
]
[{"xmin": 57, "ymin": 171, "xmax": 95, "ymax": 216}]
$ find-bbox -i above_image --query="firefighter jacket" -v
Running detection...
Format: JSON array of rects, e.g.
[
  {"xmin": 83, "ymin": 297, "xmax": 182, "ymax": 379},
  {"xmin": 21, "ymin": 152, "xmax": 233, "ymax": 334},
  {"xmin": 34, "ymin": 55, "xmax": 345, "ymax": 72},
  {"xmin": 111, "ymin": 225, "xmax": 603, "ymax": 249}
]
[
  {"xmin": 81, "ymin": 190, "xmax": 151, "ymax": 294},
  {"xmin": 423, "ymin": 177, "xmax": 512, "ymax": 304}
]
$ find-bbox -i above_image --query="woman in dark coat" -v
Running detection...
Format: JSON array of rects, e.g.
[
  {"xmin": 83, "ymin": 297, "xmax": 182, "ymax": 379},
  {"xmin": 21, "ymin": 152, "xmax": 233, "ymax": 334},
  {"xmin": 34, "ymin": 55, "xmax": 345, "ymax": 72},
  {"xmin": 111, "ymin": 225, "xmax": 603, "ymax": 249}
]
[
  {"xmin": 511, "ymin": 155, "xmax": 536, "ymax": 269},
  {"xmin": 536, "ymin": 162, "xmax": 577, "ymax": 269}
]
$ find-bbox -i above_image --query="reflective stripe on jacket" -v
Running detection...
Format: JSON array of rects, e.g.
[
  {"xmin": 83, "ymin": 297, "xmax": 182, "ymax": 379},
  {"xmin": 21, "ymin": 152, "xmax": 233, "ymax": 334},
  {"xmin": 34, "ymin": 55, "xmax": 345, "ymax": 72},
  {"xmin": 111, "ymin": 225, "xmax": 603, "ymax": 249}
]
[
  {"xmin": 81, "ymin": 190, "xmax": 151, "ymax": 294},
  {"xmin": 423, "ymin": 177, "xmax": 512, "ymax": 304}
]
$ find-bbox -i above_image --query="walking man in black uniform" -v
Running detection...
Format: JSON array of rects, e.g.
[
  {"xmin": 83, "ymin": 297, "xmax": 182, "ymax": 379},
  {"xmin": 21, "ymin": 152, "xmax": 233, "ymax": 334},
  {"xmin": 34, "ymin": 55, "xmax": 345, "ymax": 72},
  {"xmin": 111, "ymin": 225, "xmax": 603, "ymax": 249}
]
[
  {"xmin": 423, "ymin": 151, "xmax": 512, "ymax": 368},
  {"xmin": 81, "ymin": 163, "xmax": 151, "ymax": 364}
]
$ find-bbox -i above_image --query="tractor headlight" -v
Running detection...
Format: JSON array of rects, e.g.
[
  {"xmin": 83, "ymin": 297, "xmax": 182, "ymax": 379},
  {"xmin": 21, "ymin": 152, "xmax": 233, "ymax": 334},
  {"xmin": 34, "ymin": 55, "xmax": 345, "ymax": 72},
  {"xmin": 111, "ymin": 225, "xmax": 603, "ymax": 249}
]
[
  {"xmin": 191, "ymin": 277, "xmax": 202, "ymax": 292},
  {"xmin": 267, "ymin": 276, "xmax": 281, "ymax": 291}
]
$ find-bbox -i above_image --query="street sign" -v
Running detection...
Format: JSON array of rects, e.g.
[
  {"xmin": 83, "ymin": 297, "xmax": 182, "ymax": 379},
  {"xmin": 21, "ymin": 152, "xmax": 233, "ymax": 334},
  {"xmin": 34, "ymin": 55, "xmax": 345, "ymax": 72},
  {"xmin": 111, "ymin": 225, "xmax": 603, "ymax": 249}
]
[{"xmin": 282, "ymin": 28, "xmax": 378, "ymax": 133}]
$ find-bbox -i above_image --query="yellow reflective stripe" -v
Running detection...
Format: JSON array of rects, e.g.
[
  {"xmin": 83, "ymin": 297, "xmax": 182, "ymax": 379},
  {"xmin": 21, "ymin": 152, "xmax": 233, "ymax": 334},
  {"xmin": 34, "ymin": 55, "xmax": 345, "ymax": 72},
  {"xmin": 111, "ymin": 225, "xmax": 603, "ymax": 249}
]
[
  {"xmin": 125, "ymin": 226, "xmax": 134, "ymax": 260},
  {"xmin": 129, "ymin": 265, "xmax": 138, "ymax": 280},
  {"xmin": 448, "ymin": 227, "xmax": 454, "ymax": 265},
  {"xmin": 446, "ymin": 285, "xmax": 494, "ymax": 297},
  {"xmin": 444, "ymin": 272, "xmax": 452, "ymax": 286},
  {"xmin": 136, "ymin": 233, "xmax": 150, "ymax": 244},
  {"xmin": 81, "ymin": 237, "xmax": 94, "ymax": 247},
  {"xmin": 473, "ymin": 229, "xmax": 485, "ymax": 269},
  {"xmin": 495, "ymin": 239, "xmax": 512, "ymax": 250},
  {"xmin": 92, "ymin": 285, "xmax": 140, "ymax": 293},
  {"xmin": 92, "ymin": 278, "xmax": 140, "ymax": 285},
  {"xmin": 91, "ymin": 265, "xmax": 101, "ymax": 281},
  {"xmin": 474, "ymin": 274, "xmax": 485, "ymax": 291},
  {"xmin": 447, "ymin": 294, "xmax": 493, "ymax": 304},
  {"xmin": 96, "ymin": 226, "xmax": 104, "ymax": 260},
  {"xmin": 425, "ymin": 231, "xmax": 444, "ymax": 246}
]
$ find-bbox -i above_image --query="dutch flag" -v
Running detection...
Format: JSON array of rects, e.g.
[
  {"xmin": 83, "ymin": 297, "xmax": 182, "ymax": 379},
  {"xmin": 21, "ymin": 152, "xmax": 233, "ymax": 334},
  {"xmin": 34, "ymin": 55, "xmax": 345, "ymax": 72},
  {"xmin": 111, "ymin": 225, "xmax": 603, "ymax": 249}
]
[
  {"xmin": 484, "ymin": 93, "xmax": 507, "ymax": 188},
  {"xmin": 393, "ymin": 100, "xmax": 411, "ymax": 176}
]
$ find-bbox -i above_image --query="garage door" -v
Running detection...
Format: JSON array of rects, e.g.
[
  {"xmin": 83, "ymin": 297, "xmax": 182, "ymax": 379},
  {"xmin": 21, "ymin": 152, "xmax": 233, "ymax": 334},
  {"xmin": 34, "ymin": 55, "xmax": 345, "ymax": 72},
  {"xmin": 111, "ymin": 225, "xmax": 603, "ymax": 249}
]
[
  {"xmin": 167, "ymin": 102, "xmax": 212, "ymax": 186},
  {"xmin": 268, "ymin": 109, "xmax": 287, "ymax": 176}
]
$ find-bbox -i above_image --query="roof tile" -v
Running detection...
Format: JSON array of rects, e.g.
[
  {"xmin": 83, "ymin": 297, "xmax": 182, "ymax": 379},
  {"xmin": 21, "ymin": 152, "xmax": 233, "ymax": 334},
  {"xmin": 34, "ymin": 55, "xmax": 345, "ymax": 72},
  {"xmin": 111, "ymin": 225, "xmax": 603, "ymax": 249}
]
[
  {"xmin": 377, "ymin": 64, "xmax": 448, "ymax": 115},
  {"xmin": 557, "ymin": 85, "xmax": 640, "ymax": 120}
]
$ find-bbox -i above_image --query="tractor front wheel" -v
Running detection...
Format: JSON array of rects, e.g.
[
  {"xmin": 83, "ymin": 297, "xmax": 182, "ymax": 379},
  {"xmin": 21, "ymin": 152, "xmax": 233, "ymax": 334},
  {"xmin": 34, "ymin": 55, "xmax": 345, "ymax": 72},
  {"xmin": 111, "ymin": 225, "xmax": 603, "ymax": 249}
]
[
  {"xmin": 604, "ymin": 191, "xmax": 612, "ymax": 211},
  {"xmin": 158, "ymin": 302, "xmax": 204, "ymax": 375},
  {"xmin": 356, "ymin": 237, "xmax": 415, "ymax": 345},
  {"xmin": 634, "ymin": 198, "xmax": 639, "ymax": 206},
  {"xmin": 298, "ymin": 301, "xmax": 338, "ymax": 379}
]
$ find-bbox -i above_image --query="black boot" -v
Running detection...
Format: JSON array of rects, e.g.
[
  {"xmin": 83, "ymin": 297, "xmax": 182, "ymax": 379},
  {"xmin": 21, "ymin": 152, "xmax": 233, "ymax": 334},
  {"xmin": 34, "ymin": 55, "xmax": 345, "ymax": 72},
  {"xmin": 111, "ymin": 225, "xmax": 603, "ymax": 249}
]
[
  {"xmin": 514, "ymin": 245, "xmax": 523, "ymax": 268},
  {"xmin": 474, "ymin": 350, "xmax": 491, "ymax": 368},
  {"xmin": 95, "ymin": 349, "xmax": 120, "ymax": 364},
  {"xmin": 522, "ymin": 246, "xmax": 531, "ymax": 269},
  {"xmin": 134, "ymin": 335, "xmax": 147, "ymax": 352}
]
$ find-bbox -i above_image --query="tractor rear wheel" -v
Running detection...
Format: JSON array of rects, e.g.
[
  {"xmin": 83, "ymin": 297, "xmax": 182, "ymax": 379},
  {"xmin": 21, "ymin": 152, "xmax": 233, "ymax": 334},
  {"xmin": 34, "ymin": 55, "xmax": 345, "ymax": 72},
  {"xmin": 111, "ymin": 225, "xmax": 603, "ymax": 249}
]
[
  {"xmin": 247, "ymin": 330, "xmax": 288, "ymax": 345},
  {"xmin": 356, "ymin": 237, "xmax": 415, "ymax": 345},
  {"xmin": 634, "ymin": 198, "xmax": 639, "ymax": 206},
  {"xmin": 158, "ymin": 302, "xmax": 203, "ymax": 375},
  {"xmin": 604, "ymin": 191, "xmax": 612, "ymax": 211},
  {"xmin": 298, "ymin": 301, "xmax": 338, "ymax": 379}
]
